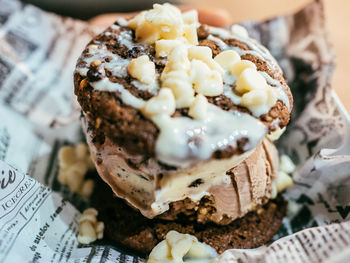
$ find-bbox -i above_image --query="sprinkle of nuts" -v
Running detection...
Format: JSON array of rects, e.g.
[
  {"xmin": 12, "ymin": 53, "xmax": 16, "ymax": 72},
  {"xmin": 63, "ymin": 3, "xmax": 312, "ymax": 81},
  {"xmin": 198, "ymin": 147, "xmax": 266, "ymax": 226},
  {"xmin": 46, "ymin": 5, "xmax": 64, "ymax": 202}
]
[
  {"xmin": 79, "ymin": 78, "xmax": 88, "ymax": 90},
  {"xmin": 95, "ymin": 117, "xmax": 102, "ymax": 129},
  {"xmin": 88, "ymin": 44, "xmax": 98, "ymax": 50},
  {"xmin": 90, "ymin": 60, "xmax": 102, "ymax": 67}
]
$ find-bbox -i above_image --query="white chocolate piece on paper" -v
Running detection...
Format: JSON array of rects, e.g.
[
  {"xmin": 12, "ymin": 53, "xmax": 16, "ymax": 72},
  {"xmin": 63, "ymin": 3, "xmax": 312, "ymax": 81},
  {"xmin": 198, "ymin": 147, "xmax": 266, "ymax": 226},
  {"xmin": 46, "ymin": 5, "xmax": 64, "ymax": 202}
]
[
  {"xmin": 77, "ymin": 208, "xmax": 104, "ymax": 245},
  {"xmin": 147, "ymin": 231, "xmax": 217, "ymax": 263}
]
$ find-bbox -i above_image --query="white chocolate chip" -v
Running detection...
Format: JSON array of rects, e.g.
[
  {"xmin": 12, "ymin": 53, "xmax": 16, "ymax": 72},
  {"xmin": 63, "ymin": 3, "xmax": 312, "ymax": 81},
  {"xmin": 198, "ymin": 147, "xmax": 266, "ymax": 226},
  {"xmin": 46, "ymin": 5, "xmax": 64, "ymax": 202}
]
[
  {"xmin": 135, "ymin": 21, "xmax": 160, "ymax": 44},
  {"xmin": 204, "ymin": 59, "xmax": 224, "ymax": 76},
  {"xmin": 231, "ymin": 24, "xmax": 249, "ymax": 39},
  {"xmin": 188, "ymin": 46, "xmax": 212, "ymax": 61},
  {"xmin": 190, "ymin": 59, "xmax": 211, "ymax": 84},
  {"xmin": 266, "ymin": 88, "xmax": 277, "ymax": 106},
  {"xmin": 183, "ymin": 24, "xmax": 198, "ymax": 45},
  {"xmin": 190, "ymin": 60, "xmax": 223, "ymax": 96},
  {"xmin": 236, "ymin": 68, "xmax": 267, "ymax": 94},
  {"xmin": 165, "ymin": 45, "xmax": 191, "ymax": 72},
  {"xmin": 167, "ymin": 231, "xmax": 195, "ymax": 262},
  {"xmin": 78, "ymin": 221, "xmax": 97, "ymax": 244},
  {"xmin": 129, "ymin": 4, "xmax": 199, "ymax": 46},
  {"xmin": 147, "ymin": 231, "xmax": 217, "ymax": 263},
  {"xmin": 58, "ymin": 146, "xmax": 76, "ymax": 169},
  {"xmin": 241, "ymin": 89, "xmax": 269, "ymax": 107},
  {"xmin": 142, "ymin": 88, "xmax": 176, "ymax": 117},
  {"xmin": 182, "ymin": 10, "xmax": 198, "ymax": 24},
  {"xmin": 83, "ymin": 208, "xmax": 98, "ymax": 217},
  {"xmin": 128, "ymin": 55, "xmax": 156, "ymax": 84},
  {"xmin": 280, "ymin": 155, "xmax": 296, "ymax": 174},
  {"xmin": 162, "ymin": 75, "xmax": 194, "ymax": 108},
  {"xmin": 275, "ymin": 171, "xmax": 293, "ymax": 192},
  {"xmin": 240, "ymin": 88, "xmax": 276, "ymax": 116},
  {"xmin": 95, "ymin": 221, "xmax": 105, "ymax": 233},
  {"xmin": 270, "ymin": 182, "xmax": 278, "ymax": 199},
  {"xmin": 57, "ymin": 170, "xmax": 66, "ymax": 184},
  {"xmin": 57, "ymin": 143, "xmax": 95, "ymax": 198},
  {"xmin": 287, "ymin": 200, "xmax": 300, "ymax": 215},
  {"xmin": 79, "ymin": 208, "xmax": 98, "ymax": 223},
  {"xmin": 188, "ymin": 46, "xmax": 224, "ymax": 75},
  {"xmin": 96, "ymin": 222, "xmax": 105, "ymax": 239},
  {"xmin": 63, "ymin": 162, "xmax": 88, "ymax": 192},
  {"xmin": 229, "ymin": 60, "xmax": 256, "ymax": 76},
  {"xmin": 155, "ymin": 39, "xmax": 181, "ymax": 58},
  {"xmin": 77, "ymin": 208, "xmax": 104, "ymax": 245},
  {"xmin": 159, "ymin": 45, "xmax": 195, "ymax": 108},
  {"xmin": 79, "ymin": 179, "xmax": 95, "ymax": 198},
  {"xmin": 214, "ymin": 50, "xmax": 240, "ymax": 70},
  {"xmin": 270, "ymin": 154, "xmax": 295, "ymax": 197},
  {"xmin": 145, "ymin": 3, "xmax": 184, "ymax": 40},
  {"xmin": 161, "ymin": 69, "xmax": 189, "ymax": 83},
  {"xmin": 128, "ymin": 11, "xmax": 146, "ymax": 30},
  {"xmin": 188, "ymin": 241, "xmax": 213, "ymax": 258},
  {"xmin": 266, "ymin": 127, "xmax": 286, "ymax": 141},
  {"xmin": 75, "ymin": 143, "xmax": 89, "ymax": 161},
  {"xmin": 189, "ymin": 94, "xmax": 208, "ymax": 120}
]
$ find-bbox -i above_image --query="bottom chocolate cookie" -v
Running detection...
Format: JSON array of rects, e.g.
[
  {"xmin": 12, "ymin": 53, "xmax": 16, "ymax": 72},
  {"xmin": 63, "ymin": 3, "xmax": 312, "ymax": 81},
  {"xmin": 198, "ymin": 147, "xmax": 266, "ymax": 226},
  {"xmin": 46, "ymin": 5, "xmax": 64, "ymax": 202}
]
[{"xmin": 91, "ymin": 172, "xmax": 287, "ymax": 255}]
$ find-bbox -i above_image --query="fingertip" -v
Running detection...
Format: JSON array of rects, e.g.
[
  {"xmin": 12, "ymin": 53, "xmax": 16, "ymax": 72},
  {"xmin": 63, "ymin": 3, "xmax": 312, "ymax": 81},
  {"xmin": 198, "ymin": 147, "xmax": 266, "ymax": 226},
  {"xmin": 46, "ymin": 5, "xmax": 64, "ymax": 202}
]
[
  {"xmin": 180, "ymin": 6, "xmax": 231, "ymax": 27},
  {"xmin": 197, "ymin": 7, "xmax": 231, "ymax": 27}
]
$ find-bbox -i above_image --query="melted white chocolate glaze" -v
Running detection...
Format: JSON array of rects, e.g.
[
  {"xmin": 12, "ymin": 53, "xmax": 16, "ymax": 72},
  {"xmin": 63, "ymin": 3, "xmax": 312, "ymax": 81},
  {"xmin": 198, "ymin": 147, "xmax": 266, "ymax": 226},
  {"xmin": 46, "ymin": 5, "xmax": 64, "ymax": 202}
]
[{"xmin": 153, "ymin": 104, "xmax": 266, "ymax": 168}]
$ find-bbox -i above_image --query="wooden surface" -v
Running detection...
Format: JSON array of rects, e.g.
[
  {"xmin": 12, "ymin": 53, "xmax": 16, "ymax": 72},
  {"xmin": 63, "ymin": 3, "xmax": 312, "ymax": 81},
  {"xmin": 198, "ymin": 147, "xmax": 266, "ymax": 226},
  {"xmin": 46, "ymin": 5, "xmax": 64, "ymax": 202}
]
[{"xmin": 187, "ymin": 0, "xmax": 350, "ymax": 112}]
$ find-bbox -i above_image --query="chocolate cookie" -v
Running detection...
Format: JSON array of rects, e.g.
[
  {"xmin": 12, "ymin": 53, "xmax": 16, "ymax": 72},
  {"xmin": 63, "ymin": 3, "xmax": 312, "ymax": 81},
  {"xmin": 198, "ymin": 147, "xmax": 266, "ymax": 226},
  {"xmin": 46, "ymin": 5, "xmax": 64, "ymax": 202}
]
[
  {"xmin": 74, "ymin": 21, "xmax": 293, "ymax": 159},
  {"xmin": 91, "ymin": 172, "xmax": 287, "ymax": 255}
]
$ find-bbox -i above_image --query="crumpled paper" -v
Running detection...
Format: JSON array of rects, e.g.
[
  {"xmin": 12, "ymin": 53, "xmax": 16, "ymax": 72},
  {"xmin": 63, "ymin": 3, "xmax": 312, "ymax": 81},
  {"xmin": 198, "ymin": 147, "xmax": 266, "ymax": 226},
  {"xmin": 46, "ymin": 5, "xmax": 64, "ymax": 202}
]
[{"xmin": 0, "ymin": 0, "xmax": 349, "ymax": 262}]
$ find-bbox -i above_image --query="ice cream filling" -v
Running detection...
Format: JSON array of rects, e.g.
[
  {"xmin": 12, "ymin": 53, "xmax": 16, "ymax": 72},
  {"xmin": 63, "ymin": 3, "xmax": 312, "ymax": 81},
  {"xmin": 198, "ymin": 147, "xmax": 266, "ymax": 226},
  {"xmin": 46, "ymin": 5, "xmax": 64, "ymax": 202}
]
[{"xmin": 83, "ymin": 115, "xmax": 253, "ymax": 218}]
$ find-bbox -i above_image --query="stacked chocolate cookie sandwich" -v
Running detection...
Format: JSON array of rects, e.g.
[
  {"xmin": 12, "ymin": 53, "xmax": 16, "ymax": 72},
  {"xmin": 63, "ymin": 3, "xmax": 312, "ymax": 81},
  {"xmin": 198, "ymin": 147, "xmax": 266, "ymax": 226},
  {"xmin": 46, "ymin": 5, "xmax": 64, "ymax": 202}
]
[{"xmin": 74, "ymin": 3, "xmax": 294, "ymax": 254}]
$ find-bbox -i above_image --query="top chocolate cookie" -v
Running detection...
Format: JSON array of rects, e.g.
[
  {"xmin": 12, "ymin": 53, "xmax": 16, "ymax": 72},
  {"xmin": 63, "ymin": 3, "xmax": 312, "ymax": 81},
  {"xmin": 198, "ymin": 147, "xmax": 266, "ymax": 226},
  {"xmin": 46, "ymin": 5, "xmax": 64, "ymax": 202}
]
[{"xmin": 74, "ymin": 3, "xmax": 293, "ymax": 168}]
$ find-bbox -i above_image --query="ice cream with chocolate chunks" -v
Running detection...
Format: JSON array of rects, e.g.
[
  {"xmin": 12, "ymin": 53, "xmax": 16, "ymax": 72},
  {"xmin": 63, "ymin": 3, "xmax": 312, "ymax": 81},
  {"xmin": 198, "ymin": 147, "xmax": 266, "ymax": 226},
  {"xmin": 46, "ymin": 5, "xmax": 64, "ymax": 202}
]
[{"xmin": 74, "ymin": 2, "xmax": 294, "ymax": 253}]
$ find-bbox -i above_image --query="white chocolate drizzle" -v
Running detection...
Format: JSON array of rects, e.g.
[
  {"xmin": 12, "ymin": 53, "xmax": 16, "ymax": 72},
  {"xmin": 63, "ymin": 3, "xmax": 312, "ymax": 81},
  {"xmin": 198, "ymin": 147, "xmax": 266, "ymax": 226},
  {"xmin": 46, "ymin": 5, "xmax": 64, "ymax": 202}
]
[
  {"xmin": 152, "ymin": 104, "xmax": 267, "ymax": 168},
  {"xmin": 88, "ymin": 74, "xmax": 267, "ymax": 168},
  {"xmin": 75, "ymin": 43, "xmax": 159, "ymax": 95},
  {"xmin": 92, "ymin": 78, "xmax": 146, "ymax": 109}
]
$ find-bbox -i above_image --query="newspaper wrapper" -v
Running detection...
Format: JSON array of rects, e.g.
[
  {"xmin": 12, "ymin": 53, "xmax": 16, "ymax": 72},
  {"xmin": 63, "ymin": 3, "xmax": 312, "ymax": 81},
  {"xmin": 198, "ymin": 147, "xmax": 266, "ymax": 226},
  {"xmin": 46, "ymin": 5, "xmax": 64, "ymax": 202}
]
[{"xmin": 0, "ymin": 0, "xmax": 349, "ymax": 262}]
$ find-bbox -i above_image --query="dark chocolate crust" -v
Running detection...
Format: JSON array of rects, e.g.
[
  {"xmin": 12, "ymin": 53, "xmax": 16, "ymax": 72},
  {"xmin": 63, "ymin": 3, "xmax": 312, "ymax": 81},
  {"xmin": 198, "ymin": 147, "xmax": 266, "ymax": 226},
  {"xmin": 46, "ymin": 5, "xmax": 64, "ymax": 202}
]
[
  {"xmin": 91, "ymin": 172, "xmax": 287, "ymax": 255},
  {"xmin": 74, "ymin": 22, "xmax": 293, "ymax": 158}
]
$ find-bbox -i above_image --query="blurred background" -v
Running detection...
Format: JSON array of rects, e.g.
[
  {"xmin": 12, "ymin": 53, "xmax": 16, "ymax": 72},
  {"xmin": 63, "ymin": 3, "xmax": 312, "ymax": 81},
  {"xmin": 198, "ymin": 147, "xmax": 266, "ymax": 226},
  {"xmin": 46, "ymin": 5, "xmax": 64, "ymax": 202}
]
[{"xmin": 22, "ymin": 0, "xmax": 350, "ymax": 111}]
